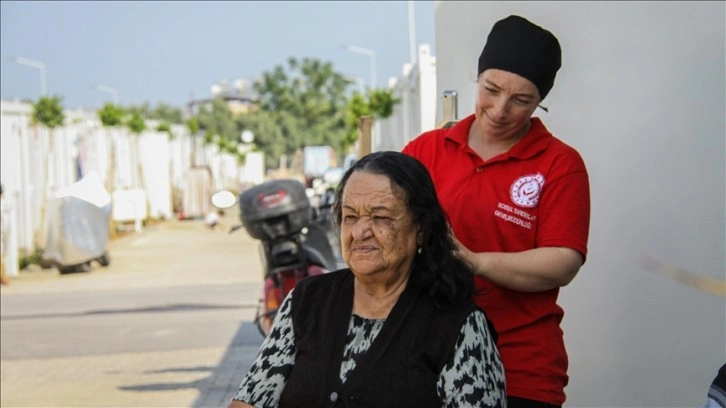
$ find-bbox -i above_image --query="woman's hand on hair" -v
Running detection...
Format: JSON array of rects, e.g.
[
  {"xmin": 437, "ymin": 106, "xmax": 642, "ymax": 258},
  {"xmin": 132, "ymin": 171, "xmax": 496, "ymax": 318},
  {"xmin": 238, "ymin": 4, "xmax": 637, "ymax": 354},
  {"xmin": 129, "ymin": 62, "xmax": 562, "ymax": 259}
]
[
  {"xmin": 448, "ymin": 229, "xmax": 476, "ymax": 271},
  {"xmin": 457, "ymin": 246, "xmax": 583, "ymax": 293},
  {"xmin": 447, "ymin": 226, "xmax": 583, "ymax": 292}
]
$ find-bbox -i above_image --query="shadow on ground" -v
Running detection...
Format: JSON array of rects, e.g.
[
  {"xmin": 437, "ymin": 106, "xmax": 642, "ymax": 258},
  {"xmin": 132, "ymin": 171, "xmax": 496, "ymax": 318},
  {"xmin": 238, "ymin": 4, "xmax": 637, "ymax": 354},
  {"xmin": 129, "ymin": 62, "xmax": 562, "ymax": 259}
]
[
  {"xmin": 117, "ymin": 321, "xmax": 263, "ymax": 408},
  {"xmin": 1, "ymin": 302, "xmax": 251, "ymax": 320}
]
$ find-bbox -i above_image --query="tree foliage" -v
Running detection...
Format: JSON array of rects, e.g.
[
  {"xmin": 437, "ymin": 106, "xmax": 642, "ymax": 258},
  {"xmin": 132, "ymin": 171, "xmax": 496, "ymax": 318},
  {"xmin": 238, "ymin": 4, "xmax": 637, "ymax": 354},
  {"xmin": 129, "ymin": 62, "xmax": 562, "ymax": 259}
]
[
  {"xmin": 98, "ymin": 102, "xmax": 125, "ymax": 127},
  {"xmin": 368, "ymin": 88, "xmax": 399, "ymax": 118},
  {"xmin": 126, "ymin": 102, "xmax": 184, "ymax": 124},
  {"xmin": 156, "ymin": 121, "xmax": 174, "ymax": 139},
  {"xmin": 195, "ymin": 99, "xmax": 239, "ymax": 143},
  {"xmin": 32, "ymin": 96, "xmax": 65, "ymax": 129},
  {"xmin": 236, "ymin": 110, "xmax": 287, "ymax": 169},
  {"xmin": 126, "ymin": 112, "xmax": 146, "ymax": 134},
  {"xmin": 251, "ymin": 57, "xmax": 352, "ymax": 168},
  {"xmin": 186, "ymin": 116, "xmax": 200, "ymax": 135},
  {"xmin": 194, "ymin": 99, "xmax": 246, "ymax": 162},
  {"xmin": 216, "ymin": 137, "xmax": 238, "ymax": 155},
  {"xmin": 156, "ymin": 122, "xmax": 171, "ymax": 132},
  {"xmin": 342, "ymin": 89, "xmax": 400, "ymax": 151},
  {"xmin": 167, "ymin": 57, "xmax": 400, "ymax": 171},
  {"xmin": 343, "ymin": 92, "xmax": 370, "ymax": 150}
]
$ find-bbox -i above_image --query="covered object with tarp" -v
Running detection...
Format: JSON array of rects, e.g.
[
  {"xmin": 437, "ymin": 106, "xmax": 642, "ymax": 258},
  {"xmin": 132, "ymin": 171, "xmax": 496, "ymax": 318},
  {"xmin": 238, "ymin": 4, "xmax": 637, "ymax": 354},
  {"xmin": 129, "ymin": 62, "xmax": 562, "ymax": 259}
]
[{"xmin": 42, "ymin": 171, "xmax": 112, "ymax": 274}]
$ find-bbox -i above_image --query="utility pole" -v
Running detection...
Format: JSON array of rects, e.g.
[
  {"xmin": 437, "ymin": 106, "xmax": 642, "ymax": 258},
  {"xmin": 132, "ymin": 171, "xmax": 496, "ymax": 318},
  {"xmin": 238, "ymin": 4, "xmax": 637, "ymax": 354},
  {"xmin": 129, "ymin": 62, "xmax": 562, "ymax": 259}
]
[{"xmin": 408, "ymin": 1, "xmax": 417, "ymax": 65}]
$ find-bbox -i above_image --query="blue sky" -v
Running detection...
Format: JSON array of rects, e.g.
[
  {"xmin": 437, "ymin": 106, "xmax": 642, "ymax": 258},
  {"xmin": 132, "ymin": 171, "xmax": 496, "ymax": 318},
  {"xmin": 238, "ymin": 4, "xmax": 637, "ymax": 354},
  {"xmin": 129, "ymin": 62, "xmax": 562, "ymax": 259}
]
[{"xmin": 0, "ymin": 1, "xmax": 435, "ymax": 110}]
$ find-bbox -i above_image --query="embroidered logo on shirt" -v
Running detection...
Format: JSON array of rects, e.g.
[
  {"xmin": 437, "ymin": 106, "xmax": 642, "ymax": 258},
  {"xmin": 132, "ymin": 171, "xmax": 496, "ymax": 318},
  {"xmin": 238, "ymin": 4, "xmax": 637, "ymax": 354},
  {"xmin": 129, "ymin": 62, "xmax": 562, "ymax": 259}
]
[{"xmin": 510, "ymin": 173, "xmax": 545, "ymax": 208}]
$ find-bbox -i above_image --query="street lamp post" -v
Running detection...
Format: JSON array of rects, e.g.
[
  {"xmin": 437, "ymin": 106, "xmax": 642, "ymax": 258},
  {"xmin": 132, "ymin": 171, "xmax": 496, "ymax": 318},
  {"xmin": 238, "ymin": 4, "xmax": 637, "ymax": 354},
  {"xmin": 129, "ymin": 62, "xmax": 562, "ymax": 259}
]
[
  {"xmin": 341, "ymin": 45, "xmax": 381, "ymax": 152},
  {"xmin": 341, "ymin": 44, "xmax": 376, "ymax": 89},
  {"xmin": 13, "ymin": 56, "xmax": 46, "ymax": 96},
  {"xmin": 94, "ymin": 84, "xmax": 119, "ymax": 104},
  {"xmin": 408, "ymin": 0, "xmax": 417, "ymax": 65}
]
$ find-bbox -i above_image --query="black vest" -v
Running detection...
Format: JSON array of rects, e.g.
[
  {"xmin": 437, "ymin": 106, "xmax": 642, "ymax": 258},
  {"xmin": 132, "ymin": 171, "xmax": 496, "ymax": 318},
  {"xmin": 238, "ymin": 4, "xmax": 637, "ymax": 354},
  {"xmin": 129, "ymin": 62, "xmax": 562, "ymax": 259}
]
[{"xmin": 279, "ymin": 269, "xmax": 476, "ymax": 408}]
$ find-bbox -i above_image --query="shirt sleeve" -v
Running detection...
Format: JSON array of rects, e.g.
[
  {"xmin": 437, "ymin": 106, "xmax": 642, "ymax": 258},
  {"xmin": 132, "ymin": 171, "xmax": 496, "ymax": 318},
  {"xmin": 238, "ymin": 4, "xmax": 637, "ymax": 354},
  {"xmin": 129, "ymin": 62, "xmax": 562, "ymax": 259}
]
[
  {"xmin": 232, "ymin": 290, "xmax": 296, "ymax": 407},
  {"xmin": 437, "ymin": 310, "xmax": 507, "ymax": 408},
  {"xmin": 536, "ymin": 152, "xmax": 591, "ymax": 261}
]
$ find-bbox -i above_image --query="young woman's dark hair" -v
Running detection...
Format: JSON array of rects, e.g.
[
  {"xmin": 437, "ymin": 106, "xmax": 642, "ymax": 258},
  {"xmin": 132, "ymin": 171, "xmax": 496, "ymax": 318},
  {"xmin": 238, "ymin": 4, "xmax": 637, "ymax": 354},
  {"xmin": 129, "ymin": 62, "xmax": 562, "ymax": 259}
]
[{"xmin": 333, "ymin": 151, "xmax": 473, "ymax": 309}]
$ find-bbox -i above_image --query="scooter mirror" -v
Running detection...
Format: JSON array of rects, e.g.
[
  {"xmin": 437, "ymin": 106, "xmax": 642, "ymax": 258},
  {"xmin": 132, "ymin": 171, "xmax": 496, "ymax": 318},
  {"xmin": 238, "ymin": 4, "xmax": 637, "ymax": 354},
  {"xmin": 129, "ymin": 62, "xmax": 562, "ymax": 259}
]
[{"xmin": 211, "ymin": 190, "xmax": 237, "ymax": 209}]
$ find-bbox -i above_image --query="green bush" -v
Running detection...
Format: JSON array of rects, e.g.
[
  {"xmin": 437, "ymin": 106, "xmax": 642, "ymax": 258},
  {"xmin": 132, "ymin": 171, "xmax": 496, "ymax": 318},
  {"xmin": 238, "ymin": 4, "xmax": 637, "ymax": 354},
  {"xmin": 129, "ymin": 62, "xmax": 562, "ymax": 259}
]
[{"xmin": 18, "ymin": 247, "xmax": 44, "ymax": 270}]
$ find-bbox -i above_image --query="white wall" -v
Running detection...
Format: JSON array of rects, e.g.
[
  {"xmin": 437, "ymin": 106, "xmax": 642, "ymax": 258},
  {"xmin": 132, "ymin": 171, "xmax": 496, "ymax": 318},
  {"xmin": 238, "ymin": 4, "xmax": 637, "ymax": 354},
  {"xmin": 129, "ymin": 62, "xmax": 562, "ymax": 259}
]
[
  {"xmin": 0, "ymin": 101, "xmax": 35, "ymax": 255},
  {"xmin": 378, "ymin": 44, "xmax": 438, "ymax": 152},
  {"xmin": 0, "ymin": 101, "xmax": 243, "ymax": 255},
  {"xmin": 138, "ymin": 131, "xmax": 173, "ymax": 219},
  {"xmin": 434, "ymin": 1, "xmax": 725, "ymax": 406}
]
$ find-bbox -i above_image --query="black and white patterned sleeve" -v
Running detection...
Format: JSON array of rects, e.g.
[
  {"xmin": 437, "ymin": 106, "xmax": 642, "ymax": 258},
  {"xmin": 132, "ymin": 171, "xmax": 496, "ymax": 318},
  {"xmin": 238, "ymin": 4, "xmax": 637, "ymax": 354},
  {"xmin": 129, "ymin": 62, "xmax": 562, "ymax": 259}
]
[
  {"xmin": 232, "ymin": 290, "xmax": 296, "ymax": 407},
  {"xmin": 437, "ymin": 310, "xmax": 507, "ymax": 408}
]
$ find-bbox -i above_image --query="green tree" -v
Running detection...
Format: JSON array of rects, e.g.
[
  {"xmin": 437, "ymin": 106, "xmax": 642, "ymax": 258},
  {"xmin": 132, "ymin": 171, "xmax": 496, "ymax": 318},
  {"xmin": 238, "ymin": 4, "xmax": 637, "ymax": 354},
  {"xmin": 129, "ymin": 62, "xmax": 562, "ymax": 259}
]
[
  {"xmin": 32, "ymin": 96, "xmax": 65, "ymax": 129},
  {"xmin": 342, "ymin": 88, "xmax": 399, "ymax": 151},
  {"xmin": 185, "ymin": 115, "xmax": 202, "ymax": 166},
  {"xmin": 203, "ymin": 130, "xmax": 218, "ymax": 145},
  {"xmin": 98, "ymin": 102, "xmax": 125, "ymax": 127},
  {"xmin": 31, "ymin": 96, "xmax": 66, "ymax": 248},
  {"xmin": 216, "ymin": 137, "xmax": 239, "ymax": 155},
  {"xmin": 126, "ymin": 102, "xmax": 184, "ymax": 124},
  {"xmin": 252, "ymin": 57, "xmax": 352, "ymax": 168},
  {"xmin": 124, "ymin": 102, "xmax": 150, "ymax": 121},
  {"xmin": 195, "ymin": 99, "xmax": 239, "ymax": 144},
  {"xmin": 236, "ymin": 110, "xmax": 288, "ymax": 170},
  {"xmin": 150, "ymin": 103, "xmax": 183, "ymax": 124},
  {"xmin": 156, "ymin": 121, "xmax": 173, "ymax": 140},
  {"xmin": 342, "ymin": 92, "xmax": 371, "ymax": 151},
  {"xmin": 126, "ymin": 112, "xmax": 146, "ymax": 134},
  {"xmin": 186, "ymin": 116, "xmax": 200, "ymax": 135},
  {"xmin": 368, "ymin": 88, "xmax": 399, "ymax": 118}
]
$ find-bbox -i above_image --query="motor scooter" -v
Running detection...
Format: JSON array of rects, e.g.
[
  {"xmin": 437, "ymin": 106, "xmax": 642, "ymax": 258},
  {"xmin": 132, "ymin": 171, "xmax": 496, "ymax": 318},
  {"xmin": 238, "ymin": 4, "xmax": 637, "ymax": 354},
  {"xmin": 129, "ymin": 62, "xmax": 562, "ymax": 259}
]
[{"xmin": 225, "ymin": 179, "xmax": 344, "ymax": 337}]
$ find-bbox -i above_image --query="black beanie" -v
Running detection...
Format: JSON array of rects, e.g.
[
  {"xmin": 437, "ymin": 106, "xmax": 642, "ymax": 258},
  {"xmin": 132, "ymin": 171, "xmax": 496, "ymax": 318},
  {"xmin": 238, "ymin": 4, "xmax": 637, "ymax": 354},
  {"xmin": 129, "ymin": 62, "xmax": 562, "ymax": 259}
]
[{"xmin": 477, "ymin": 15, "xmax": 561, "ymax": 100}]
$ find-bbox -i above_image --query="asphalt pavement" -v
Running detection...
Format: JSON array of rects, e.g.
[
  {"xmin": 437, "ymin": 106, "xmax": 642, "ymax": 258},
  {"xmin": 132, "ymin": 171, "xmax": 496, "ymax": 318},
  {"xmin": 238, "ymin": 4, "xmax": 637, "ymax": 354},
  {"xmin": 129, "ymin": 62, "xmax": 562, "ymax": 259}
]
[{"xmin": 0, "ymin": 212, "xmax": 267, "ymax": 408}]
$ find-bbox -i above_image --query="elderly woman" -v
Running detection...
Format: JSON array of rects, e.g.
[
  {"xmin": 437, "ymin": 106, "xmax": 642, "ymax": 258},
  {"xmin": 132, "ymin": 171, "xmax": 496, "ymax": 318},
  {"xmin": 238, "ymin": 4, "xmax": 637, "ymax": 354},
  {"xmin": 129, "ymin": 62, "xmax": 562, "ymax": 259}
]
[{"xmin": 229, "ymin": 151, "xmax": 505, "ymax": 407}]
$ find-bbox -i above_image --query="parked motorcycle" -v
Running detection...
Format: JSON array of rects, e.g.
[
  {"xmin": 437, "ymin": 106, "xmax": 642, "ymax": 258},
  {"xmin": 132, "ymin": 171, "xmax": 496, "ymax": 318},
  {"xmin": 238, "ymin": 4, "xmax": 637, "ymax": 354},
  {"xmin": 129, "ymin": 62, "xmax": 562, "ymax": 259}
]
[{"xmin": 226, "ymin": 179, "xmax": 343, "ymax": 337}]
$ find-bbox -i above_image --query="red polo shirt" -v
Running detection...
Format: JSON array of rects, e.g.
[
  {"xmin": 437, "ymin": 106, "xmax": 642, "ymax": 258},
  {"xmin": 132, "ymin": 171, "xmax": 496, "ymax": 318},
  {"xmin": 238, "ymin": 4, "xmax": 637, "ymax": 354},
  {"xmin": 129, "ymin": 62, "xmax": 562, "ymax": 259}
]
[{"xmin": 403, "ymin": 114, "xmax": 590, "ymax": 404}]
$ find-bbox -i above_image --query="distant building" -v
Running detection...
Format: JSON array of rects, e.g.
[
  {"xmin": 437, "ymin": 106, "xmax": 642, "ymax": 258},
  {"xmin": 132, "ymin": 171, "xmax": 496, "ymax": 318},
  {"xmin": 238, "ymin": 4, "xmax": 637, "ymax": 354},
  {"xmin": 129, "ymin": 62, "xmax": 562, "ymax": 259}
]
[
  {"xmin": 186, "ymin": 94, "xmax": 259, "ymax": 118},
  {"xmin": 187, "ymin": 78, "xmax": 259, "ymax": 117}
]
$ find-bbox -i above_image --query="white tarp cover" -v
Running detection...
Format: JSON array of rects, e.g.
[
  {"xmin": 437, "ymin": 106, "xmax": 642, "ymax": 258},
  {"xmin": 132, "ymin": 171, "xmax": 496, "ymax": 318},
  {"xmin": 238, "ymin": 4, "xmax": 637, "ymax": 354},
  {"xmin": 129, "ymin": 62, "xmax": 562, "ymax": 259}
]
[{"xmin": 43, "ymin": 171, "xmax": 111, "ymax": 266}]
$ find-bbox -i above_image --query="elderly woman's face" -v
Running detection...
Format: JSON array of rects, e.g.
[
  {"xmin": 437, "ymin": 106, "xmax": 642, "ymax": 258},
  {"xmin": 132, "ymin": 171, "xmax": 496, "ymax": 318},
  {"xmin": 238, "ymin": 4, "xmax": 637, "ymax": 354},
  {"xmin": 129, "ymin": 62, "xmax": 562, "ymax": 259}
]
[
  {"xmin": 340, "ymin": 171, "xmax": 418, "ymax": 281},
  {"xmin": 475, "ymin": 68, "xmax": 540, "ymax": 138}
]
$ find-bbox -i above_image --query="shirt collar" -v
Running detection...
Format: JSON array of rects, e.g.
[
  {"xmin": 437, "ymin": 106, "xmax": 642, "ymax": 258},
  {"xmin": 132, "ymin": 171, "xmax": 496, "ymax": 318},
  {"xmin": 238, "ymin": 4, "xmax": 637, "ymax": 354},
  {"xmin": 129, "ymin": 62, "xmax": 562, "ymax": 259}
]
[{"xmin": 445, "ymin": 114, "xmax": 551, "ymax": 160}]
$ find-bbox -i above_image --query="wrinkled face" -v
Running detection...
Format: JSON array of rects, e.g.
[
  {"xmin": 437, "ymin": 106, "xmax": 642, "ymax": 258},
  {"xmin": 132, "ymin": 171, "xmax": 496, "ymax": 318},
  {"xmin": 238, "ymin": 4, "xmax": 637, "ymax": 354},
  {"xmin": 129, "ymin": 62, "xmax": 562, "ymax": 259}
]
[
  {"xmin": 340, "ymin": 171, "xmax": 418, "ymax": 280},
  {"xmin": 475, "ymin": 69, "xmax": 540, "ymax": 138}
]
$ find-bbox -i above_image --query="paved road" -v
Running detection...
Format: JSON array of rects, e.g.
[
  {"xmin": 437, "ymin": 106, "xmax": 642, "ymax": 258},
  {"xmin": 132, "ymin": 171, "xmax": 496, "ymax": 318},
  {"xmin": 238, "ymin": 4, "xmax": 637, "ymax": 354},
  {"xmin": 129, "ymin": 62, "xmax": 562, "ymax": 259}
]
[{"xmin": 1, "ymin": 213, "xmax": 266, "ymax": 408}]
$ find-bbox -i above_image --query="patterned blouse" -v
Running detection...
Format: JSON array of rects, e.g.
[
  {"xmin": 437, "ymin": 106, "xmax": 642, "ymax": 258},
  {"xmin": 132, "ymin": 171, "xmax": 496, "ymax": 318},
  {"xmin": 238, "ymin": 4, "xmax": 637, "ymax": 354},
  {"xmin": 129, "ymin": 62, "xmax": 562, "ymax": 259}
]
[{"xmin": 234, "ymin": 289, "xmax": 506, "ymax": 408}]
